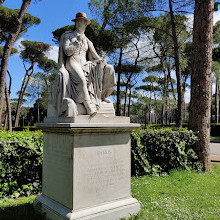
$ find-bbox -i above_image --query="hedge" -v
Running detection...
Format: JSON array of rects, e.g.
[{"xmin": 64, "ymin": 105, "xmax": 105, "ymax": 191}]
[
  {"xmin": 0, "ymin": 130, "xmax": 43, "ymax": 199},
  {"xmin": 0, "ymin": 127, "xmax": 201, "ymax": 198},
  {"xmin": 131, "ymin": 127, "xmax": 201, "ymax": 176}
]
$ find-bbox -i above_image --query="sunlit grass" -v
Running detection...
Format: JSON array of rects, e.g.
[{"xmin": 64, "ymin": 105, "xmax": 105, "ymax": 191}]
[
  {"xmin": 129, "ymin": 164, "xmax": 220, "ymax": 219},
  {"xmin": 0, "ymin": 195, "xmax": 45, "ymax": 220},
  {"xmin": 210, "ymin": 136, "xmax": 220, "ymax": 142},
  {"xmin": 0, "ymin": 165, "xmax": 220, "ymax": 220}
]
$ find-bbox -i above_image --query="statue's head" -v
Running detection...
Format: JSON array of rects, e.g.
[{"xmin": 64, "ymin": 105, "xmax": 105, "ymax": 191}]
[{"xmin": 71, "ymin": 12, "xmax": 91, "ymax": 25}]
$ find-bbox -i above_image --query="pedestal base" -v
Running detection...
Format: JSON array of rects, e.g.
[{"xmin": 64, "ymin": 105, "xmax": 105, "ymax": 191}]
[
  {"xmin": 35, "ymin": 119, "xmax": 140, "ymax": 220},
  {"xmin": 35, "ymin": 195, "xmax": 140, "ymax": 220}
]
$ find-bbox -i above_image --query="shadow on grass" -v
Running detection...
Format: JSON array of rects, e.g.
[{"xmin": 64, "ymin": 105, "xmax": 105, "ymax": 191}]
[{"xmin": 0, "ymin": 203, "xmax": 46, "ymax": 220}]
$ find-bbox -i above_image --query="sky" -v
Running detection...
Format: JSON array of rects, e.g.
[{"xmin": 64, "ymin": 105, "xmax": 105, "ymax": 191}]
[{"xmin": 2, "ymin": 0, "xmax": 220, "ymax": 105}]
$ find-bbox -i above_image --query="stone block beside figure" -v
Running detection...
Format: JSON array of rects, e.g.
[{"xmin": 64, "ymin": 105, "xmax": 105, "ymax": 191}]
[{"xmin": 47, "ymin": 12, "xmax": 116, "ymax": 120}]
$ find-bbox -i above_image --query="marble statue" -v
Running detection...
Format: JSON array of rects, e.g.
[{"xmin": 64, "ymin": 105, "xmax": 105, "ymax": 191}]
[{"xmin": 48, "ymin": 12, "xmax": 116, "ymax": 118}]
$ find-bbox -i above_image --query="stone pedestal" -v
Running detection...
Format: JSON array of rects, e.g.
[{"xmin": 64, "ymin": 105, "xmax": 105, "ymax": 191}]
[{"xmin": 34, "ymin": 116, "xmax": 140, "ymax": 220}]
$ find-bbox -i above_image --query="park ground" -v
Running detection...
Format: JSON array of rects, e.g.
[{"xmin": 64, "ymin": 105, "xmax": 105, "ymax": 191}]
[{"xmin": 0, "ymin": 164, "xmax": 219, "ymax": 220}]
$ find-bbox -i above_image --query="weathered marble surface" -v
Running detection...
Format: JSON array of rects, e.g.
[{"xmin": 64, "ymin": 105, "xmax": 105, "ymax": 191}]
[
  {"xmin": 34, "ymin": 12, "xmax": 140, "ymax": 220},
  {"xmin": 48, "ymin": 12, "xmax": 116, "ymax": 119},
  {"xmin": 34, "ymin": 122, "xmax": 140, "ymax": 220}
]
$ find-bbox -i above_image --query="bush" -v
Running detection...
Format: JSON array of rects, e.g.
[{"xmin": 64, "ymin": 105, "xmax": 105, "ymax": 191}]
[
  {"xmin": 0, "ymin": 130, "xmax": 43, "ymax": 199},
  {"xmin": 12, "ymin": 126, "xmax": 38, "ymax": 132},
  {"xmin": 0, "ymin": 127, "xmax": 201, "ymax": 198},
  {"xmin": 131, "ymin": 127, "xmax": 201, "ymax": 176}
]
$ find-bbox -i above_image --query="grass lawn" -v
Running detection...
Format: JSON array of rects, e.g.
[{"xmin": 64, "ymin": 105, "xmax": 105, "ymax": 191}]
[
  {"xmin": 0, "ymin": 196, "xmax": 45, "ymax": 220},
  {"xmin": 210, "ymin": 136, "xmax": 220, "ymax": 142},
  {"xmin": 128, "ymin": 164, "xmax": 220, "ymax": 220},
  {"xmin": 1, "ymin": 165, "xmax": 220, "ymax": 220}
]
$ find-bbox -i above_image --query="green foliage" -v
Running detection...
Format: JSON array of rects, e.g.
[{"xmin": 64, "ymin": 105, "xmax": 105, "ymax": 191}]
[
  {"xmin": 86, "ymin": 20, "xmax": 119, "ymax": 53},
  {"xmin": 0, "ymin": 196, "xmax": 46, "ymax": 220},
  {"xmin": 52, "ymin": 19, "xmax": 119, "ymax": 54},
  {"xmin": 213, "ymin": 20, "xmax": 220, "ymax": 44},
  {"xmin": 212, "ymin": 61, "xmax": 220, "ymax": 89},
  {"xmin": 136, "ymin": 74, "xmax": 162, "ymax": 95},
  {"xmin": 37, "ymin": 58, "xmax": 57, "ymax": 72},
  {"xmin": 0, "ymin": 130, "xmax": 43, "ymax": 199},
  {"xmin": 142, "ymin": 13, "xmax": 191, "ymax": 81},
  {"xmin": 213, "ymin": 47, "xmax": 220, "ymax": 62},
  {"xmin": 0, "ymin": 46, "xmax": 18, "ymax": 59},
  {"xmin": 130, "ymin": 164, "xmax": 220, "ymax": 219},
  {"xmin": 20, "ymin": 41, "xmax": 51, "ymax": 63},
  {"xmin": 210, "ymin": 136, "xmax": 220, "ymax": 142},
  {"xmin": 89, "ymin": 0, "xmax": 155, "ymax": 29},
  {"xmin": 0, "ymin": 6, "xmax": 41, "ymax": 43},
  {"xmin": 115, "ymin": 64, "xmax": 144, "ymax": 74},
  {"xmin": 131, "ymin": 127, "xmax": 200, "ymax": 176},
  {"xmin": 52, "ymin": 24, "xmax": 75, "ymax": 43},
  {"xmin": 26, "ymin": 99, "xmax": 47, "ymax": 125}
]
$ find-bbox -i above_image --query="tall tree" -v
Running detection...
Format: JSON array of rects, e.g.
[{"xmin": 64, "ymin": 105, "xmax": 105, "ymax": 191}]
[
  {"xmin": 0, "ymin": 6, "xmax": 40, "ymax": 44},
  {"xmin": 14, "ymin": 40, "xmax": 51, "ymax": 127},
  {"xmin": 168, "ymin": 0, "xmax": 184, "ymax": 127},
  {"xmin": 0, "ymin": 1, "xmax": 40, "ymax": 126},
  {"xmin": 0, "ymin": 46, "xmax": 18, "ymax": 131},
  {"xmin": 27, "ymin": 59, "xmax": 57, "ymax": 122},
  {"xmin": 140, "ymin": 14, "xmax": 189, "ymax": 124},
  {"xmin": 136, "ymin": 75, "xmax": 161, "ymax": 126},
  {"xmin": 118, "ymin": 64, "xmax": 143, "ymax": 116},
  {"xmin": 189, "ymin": 0, "xmax": 214, "ymax": 171},
  {"xmin": 88, "ymin": 0, "xmax": 156, "ymax": 116}
]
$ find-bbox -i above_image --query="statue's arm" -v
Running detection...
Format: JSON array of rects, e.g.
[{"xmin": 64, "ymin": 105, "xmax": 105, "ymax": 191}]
[
  {"xmin": 63, "ymin": 34, "xmax": 79, "ymax": 56},
  {"xmin": 87, "ymin": 39, "xmax": 101, "ymax": 61}
]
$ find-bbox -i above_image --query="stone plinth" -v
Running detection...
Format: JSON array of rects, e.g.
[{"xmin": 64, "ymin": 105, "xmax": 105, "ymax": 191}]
[{"xmin": 34, "ymin": 116, "xmax": 140, "ymax": 220}]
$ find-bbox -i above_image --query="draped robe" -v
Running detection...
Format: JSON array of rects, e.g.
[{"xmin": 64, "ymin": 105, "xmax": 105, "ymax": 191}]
[{"xmin": 50, "ymin": 30, "xmax": 116, "ymax": 116}]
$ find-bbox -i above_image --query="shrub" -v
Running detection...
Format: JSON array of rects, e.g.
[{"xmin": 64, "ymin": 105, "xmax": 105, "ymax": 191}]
[
  {"xmin": 0, "ymin": 130, "xmax": 43, "ymax": 199},
  {"xmin": 12, "ymin": 126, "xmax": 38, "ymax": 132},
  {"xmin": 131, "ymin": 127, "xmax": 201, "ymax": 176}
]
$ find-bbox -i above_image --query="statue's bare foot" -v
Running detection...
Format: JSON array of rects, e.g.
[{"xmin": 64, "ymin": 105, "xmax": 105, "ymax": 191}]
[
  {"xmin": 83, "ymin": 101, "xmax": 97, "ymax": 116},
  {"xmin": 103, "ymin": 98, "xmax": 111, "ymax": 103},
  {"xmin": 89, "ymin": 108, "xmax": 97, "ymax": 116}
]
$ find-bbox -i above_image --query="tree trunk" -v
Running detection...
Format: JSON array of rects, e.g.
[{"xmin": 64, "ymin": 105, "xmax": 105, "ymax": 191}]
[
  {"xmin": 4, "ymin": 83, "xmax": 12, "ymax": 131},
  {"xmin": 0, "ymin": 0, "xmax": 6, "ymax": 5},
  {"xmin": 167, "ymin": 66, "xmax": 176, "ymax": 101},
  {"xmin": 168, "ymin": 0, "xmax": 184, "ymax": 127},
  {"xmin": 162, "ymin": 66, "xmax": 168, "ymax": 125},
  {"xmin": 189, "ymin": 0, "xmax": 214, "ymax": 171},
  {"xmin": 116, "ymin": 47, "xmax": 123, "ymax": 116},
  {"xmin": 4, "ymin": 114, "xmax": 8, "ymax": 131},
  {"xmin": 127, "ymin": 88, "xmax": 132, "ymax": 117},
  {"xmin": 182, "ymin": 81, "xmax": 186, "ymax": 121},
  {"xmin": 0, "ymin": 0, "xmax": 32, "ymax": 127},
  {"xmin": 123, "ymin": 84, "xmax": 128, "ymax": 116},
  {"xmin": 149, "ymin": 91, "xmax": 152, "ymax": 125},
  {"xmin": 14, "ymin": 72, "xmax": 29, "ymax": 127},
  {"xmin": 215, "ymin": 83, "xmax": 219, "ymax": 123},
  {"xmin": 144, "ymin": 106, "xmax": 147, "ymax": 128},
  {"xmin": 14, "ymin": 66, "xmax": 34, "ymax": 127}
]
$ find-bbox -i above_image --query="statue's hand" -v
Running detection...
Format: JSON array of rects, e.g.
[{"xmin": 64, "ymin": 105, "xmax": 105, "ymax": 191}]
[
  {"xmin": 77, "ymin": 35, "xmax": 84, "ymax": 42},
  {"xmin": 102, "ymin": 59, "xmax": 107, "ymax": 66},
  {"xmin": 70, "ymin": 38, "xmax": 79, "ymax": 46},
  {"xmin": 95, "ymin": 58, "xmax": 107, "ymax": 66}
]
